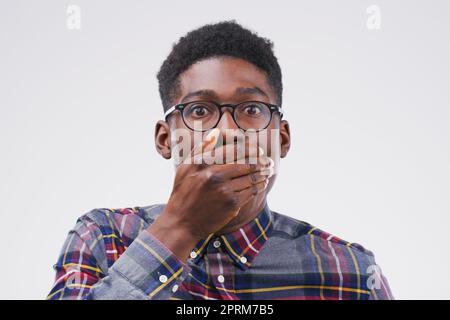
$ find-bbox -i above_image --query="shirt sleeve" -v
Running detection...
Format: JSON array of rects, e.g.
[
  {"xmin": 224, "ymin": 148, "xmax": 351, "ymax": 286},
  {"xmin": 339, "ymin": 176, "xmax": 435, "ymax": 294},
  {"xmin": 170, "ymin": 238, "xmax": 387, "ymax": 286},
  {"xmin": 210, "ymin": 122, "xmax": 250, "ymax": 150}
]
[
  {"xmin": 365, "ymin": 255, "xmax": 394, "ymax": 300},
  {"xmin": 46, "ymin": 218, "xmax": 192, "ymax": 300}
]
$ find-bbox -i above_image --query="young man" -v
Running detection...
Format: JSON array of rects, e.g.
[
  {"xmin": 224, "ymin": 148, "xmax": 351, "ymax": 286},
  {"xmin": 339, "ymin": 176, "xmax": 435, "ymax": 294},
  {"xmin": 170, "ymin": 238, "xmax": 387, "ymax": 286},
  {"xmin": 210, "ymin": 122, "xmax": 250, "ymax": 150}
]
[{"xmin": 47, "ymin": 21, "xmax": 393, "ymax": 300}]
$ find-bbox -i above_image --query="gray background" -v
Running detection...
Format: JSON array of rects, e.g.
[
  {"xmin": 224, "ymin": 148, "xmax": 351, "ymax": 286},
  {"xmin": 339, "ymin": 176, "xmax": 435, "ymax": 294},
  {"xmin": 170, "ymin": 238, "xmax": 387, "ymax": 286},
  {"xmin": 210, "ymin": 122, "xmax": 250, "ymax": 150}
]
[{"xmin": 1, "ymin": 0, "xmax": 449, "ymax": 299}]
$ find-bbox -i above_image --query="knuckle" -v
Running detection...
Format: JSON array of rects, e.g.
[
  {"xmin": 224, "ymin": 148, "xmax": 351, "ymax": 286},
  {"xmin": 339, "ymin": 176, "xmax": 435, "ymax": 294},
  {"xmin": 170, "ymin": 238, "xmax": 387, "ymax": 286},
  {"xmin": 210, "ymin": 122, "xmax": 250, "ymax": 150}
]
[
  {"xmin": 207, "ymin": 173, "xmax": 223, "ymax": 185},
  {"xmin": 224, "ymin": 194, "xmax": 239, "ymax": 208},
  {"xmin": 199, "ymin": 171, "xmax": 211, "ymax": 185},
  {"xmin": 217, "ymin": 186, "xmax": 229, "ymax": 196}
]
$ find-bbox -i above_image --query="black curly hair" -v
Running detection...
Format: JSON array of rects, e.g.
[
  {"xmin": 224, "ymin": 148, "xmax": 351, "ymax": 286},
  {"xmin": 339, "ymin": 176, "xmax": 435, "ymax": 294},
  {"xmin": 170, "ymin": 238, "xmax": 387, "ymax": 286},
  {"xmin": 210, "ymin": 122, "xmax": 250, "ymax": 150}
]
[{"xmin": 157, "ymin": 20, "xmax": 283, "ymax": 112}]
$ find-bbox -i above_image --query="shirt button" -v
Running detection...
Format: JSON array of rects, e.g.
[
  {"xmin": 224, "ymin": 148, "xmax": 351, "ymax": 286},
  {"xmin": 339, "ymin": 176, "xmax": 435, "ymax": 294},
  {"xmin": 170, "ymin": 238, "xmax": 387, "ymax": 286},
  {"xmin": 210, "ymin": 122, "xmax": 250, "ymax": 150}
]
[
  {"xmin": 213, "ymin": 240, "xmax": 221, "ymax": 248},
  {"xmin": 172, "ymin": 284, "xmax": 179, "ymax": 292},
  {"xmin": 217, "ymin": 275, "xmax": 225, "ymax": 283},
  {"xmin": 240, "ymin": 256, "xmax": 248, "ymax": 264},
  {"xmin": 190, "ymin": 251, "xmax": 198, "ymax": 259},
  {"xmin": 159, "ymin": 275, "xmax": 168, "ymax": 283}
]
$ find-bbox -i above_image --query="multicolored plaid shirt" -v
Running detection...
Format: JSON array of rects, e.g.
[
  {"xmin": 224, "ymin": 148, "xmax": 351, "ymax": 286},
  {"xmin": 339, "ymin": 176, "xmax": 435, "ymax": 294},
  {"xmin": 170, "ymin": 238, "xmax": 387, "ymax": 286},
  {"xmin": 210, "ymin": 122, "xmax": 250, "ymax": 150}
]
[{"xmin": 47, "ymin": 204, "xmax": 393, "ymax": 300}]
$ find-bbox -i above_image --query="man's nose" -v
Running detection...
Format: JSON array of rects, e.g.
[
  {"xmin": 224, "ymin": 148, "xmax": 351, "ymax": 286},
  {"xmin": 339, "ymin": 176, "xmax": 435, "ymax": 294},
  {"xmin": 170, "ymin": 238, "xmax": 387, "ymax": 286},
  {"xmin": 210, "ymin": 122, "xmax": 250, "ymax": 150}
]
[
  {"xmin": 214, "ymin": 108, "xmax": 241, "ymax": 147},
  {"xmin": 216, "ymin": 107, "xmax": 239, "ymax": 133}
]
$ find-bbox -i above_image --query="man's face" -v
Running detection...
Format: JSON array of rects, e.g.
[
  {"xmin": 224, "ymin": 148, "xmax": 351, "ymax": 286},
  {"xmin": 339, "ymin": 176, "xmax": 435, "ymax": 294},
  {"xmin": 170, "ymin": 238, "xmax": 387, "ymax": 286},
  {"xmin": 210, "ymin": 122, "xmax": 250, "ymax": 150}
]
[{"xmin": 156, "ymin": 56, "xmax": 290, "ymax": 192}]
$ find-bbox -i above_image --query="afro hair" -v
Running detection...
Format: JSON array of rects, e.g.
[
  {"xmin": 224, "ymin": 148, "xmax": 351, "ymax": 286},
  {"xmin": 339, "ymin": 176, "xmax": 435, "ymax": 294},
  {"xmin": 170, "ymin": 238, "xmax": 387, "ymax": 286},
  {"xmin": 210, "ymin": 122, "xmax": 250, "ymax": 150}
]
[{"xmin": 156, "ymin": 20, "xmax": 283, "ymax": 111}]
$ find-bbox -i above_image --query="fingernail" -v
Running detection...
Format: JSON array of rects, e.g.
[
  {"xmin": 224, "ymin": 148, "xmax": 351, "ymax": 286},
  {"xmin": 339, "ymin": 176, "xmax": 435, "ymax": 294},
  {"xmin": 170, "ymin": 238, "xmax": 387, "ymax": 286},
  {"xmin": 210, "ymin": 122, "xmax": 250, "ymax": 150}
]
[
  {"xmin": 205, "ymin": 128, "xmax": 219, "ymax": 142},
  {"xmin": 269, "ymin": 167, "xmax": 275, "ymax": 178}
]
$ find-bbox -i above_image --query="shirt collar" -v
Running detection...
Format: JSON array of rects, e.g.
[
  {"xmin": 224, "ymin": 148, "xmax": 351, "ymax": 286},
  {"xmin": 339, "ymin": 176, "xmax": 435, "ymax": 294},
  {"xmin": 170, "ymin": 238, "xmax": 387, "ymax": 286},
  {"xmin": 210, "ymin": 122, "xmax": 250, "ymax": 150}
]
[{"xmin": 190, "ymin": 203, "xmax": 273, "ymax": 270}]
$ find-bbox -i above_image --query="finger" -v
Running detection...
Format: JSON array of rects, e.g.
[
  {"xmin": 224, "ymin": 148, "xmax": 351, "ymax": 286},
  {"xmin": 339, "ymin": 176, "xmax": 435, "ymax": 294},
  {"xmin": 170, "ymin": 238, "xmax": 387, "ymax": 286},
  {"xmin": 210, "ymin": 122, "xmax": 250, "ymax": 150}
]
[
  {"xmin": 194, "ymin": 142, "xmax": 263, "ymax": 165},
  {"xmin": 198, "ymin": 153, "xmax": 272, "ymax": 181},
  {"xmin": 235, "ymin": 179, "xmax": 268, "ymax": 206},
  {"xmin": 221, "ymin": 142, "xmax": 261, "ymax": 164},
  {"xmin": 259, "ymin": 156, "xmax": 275, "ymax": 177},
  {"xmin": 210, "ymin": 162, "xmax": 266, "ymax": 179},
  {"xmin": 258, "ymin": 154, "xmax": 274, "ymax": 166},
  {"xmin": 217, "ymin": 155, "xmax": 271, "ymax": 177},
  {"xmin": 183, "ymin": 128, "xmax": 220, "ymax": 164},
  {"xmin": 228, "ymin": 172, "xmax": 269, "ymax": 192}
]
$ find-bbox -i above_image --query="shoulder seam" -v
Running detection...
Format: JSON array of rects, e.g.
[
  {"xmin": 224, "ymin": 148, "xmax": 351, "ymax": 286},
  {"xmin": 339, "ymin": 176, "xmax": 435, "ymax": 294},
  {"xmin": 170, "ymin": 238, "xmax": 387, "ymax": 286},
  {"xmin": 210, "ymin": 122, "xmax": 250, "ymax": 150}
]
[{"xmin": 270, "ymin": 211, "xmax": 373, "ymax": 256}]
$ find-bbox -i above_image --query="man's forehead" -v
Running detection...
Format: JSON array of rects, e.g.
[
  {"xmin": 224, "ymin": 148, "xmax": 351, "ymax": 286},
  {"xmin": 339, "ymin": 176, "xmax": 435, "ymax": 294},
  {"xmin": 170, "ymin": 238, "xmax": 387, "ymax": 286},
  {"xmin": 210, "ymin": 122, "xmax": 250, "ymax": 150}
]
[{"xmin": 177, "ymin": 57, "xmax": 276, "ymax": 104}]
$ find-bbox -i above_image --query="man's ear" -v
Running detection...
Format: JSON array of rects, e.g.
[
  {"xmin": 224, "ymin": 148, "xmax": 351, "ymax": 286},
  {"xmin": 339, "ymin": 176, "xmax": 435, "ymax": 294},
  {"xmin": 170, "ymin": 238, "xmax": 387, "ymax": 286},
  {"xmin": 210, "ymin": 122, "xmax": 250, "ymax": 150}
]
[
  {"xmin": 155, "ymin": 120, "xmax": 172, "ymax": 159},
  {"xmin": 279, "ymin": 120, "xmax": 291, "ymax": 158}
]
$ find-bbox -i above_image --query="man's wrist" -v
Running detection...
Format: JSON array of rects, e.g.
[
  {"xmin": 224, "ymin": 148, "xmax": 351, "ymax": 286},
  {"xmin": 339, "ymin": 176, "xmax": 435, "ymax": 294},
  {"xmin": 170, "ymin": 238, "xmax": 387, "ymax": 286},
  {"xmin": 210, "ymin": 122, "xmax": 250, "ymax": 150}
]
[{"xmin": 146, "ymin": 213, "xmax": 201, "ymax": 262}]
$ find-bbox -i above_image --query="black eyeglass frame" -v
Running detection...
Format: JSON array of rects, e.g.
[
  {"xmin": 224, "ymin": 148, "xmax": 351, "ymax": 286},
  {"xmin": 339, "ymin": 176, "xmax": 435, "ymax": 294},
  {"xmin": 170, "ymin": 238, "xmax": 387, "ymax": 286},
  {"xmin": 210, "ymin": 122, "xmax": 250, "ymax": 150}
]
[{"xmin": 163, "ymin": 100, "xmax": 284, "ymax": 132}]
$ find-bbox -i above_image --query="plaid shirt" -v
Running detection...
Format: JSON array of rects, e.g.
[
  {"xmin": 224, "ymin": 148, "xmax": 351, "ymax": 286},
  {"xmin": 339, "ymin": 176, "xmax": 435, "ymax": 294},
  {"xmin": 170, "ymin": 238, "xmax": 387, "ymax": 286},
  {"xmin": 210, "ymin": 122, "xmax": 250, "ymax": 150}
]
[{"xmin": 47, "ymin": 204, "xmax": 393, "ymax": 300}]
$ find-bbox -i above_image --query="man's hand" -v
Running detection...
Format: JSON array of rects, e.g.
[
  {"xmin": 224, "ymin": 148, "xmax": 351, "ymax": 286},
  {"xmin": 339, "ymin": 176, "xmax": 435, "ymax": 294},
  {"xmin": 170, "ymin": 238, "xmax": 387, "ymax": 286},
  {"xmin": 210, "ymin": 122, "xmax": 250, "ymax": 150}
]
[{"xmin": 147, "ymin": 128, "xmax": 273, "ymax": 261}]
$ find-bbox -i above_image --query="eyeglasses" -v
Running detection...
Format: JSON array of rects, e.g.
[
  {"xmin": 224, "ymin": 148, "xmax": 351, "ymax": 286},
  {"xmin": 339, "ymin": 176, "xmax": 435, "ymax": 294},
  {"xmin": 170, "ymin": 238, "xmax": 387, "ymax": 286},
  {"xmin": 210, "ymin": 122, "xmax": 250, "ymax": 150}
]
[{"xmin": 164, "ymin": 100, "xmax": 283, "ymax": 132}]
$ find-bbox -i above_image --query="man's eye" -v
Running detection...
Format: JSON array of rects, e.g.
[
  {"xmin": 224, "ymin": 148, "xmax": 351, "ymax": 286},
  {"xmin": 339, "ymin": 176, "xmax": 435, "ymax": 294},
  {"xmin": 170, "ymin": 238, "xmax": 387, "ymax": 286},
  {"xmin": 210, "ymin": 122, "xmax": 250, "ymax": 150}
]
[
  {"xmin": 243, "ymin": 105, "xmax": 262, "ymax": 115},
  {"xmin": 191, "ymin": 106, "xmax": 209, "ymax": 117}
]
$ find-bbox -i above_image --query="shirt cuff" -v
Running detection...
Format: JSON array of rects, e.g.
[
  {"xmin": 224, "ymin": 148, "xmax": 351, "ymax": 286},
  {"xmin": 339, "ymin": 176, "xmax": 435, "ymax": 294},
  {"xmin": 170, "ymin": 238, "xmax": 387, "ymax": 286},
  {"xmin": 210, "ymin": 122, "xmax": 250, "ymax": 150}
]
[{"xmin": 109, "ymin": 228, "xmax": 191, "ymax": 299}]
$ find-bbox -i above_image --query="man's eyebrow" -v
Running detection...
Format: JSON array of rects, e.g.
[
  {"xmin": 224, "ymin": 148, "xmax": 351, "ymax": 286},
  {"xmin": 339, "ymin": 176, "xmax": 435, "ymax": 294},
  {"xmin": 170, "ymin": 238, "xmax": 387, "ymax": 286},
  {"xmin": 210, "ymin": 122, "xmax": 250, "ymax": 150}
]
[
  {"xmin": 235, "ymin": 86, "xmax": 269, "ymax": 98},
  {"xmin": 179, "ymin": 86, "xmax": 269, "ymax": 104},
  {"xmin": 180, "ymin": 90, "xmax": 219, "ymax": 103}
]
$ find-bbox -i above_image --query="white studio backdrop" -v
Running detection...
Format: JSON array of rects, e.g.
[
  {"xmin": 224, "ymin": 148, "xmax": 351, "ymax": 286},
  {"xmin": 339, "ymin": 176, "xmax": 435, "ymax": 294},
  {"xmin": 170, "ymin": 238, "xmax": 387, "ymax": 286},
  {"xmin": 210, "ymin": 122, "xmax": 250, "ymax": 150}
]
[{"xmin": 1, "ymin": 0, "xmax": 449, "ymax": 299}]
